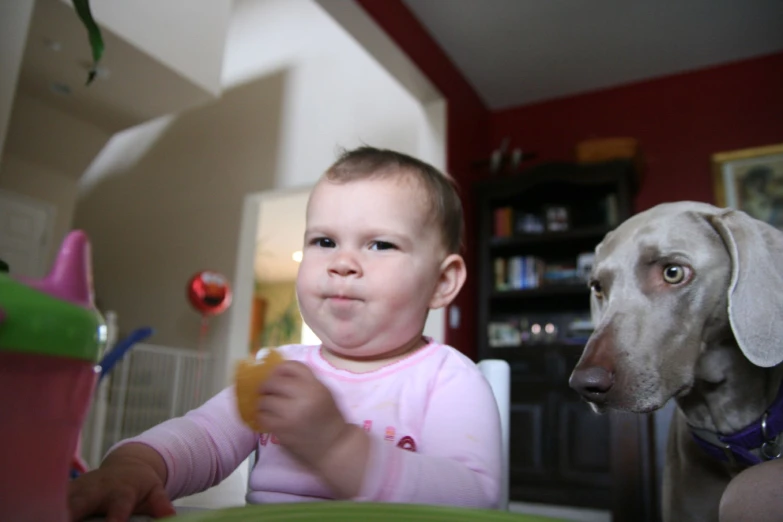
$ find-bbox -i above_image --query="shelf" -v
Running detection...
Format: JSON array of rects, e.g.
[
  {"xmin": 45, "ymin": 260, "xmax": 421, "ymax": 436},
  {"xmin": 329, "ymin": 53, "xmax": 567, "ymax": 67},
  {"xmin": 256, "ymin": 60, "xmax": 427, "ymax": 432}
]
[
  {"xmin": 486, "ymin": 343, "xmax": 587, "ymax": 357},
  {"xmin": 489, "ymin": 341, "xmax": 587, "ymax": 350},
  {"xmin": 489, "ymin": 225, "xmax": 610, "ymax": 249},
  {"xmin": 491, "ymin": 285, "xmax": 589, "ymax": 299},
  {"xmin": 474, "ymin": 160, "xmax": 651, "ymax": 517}
]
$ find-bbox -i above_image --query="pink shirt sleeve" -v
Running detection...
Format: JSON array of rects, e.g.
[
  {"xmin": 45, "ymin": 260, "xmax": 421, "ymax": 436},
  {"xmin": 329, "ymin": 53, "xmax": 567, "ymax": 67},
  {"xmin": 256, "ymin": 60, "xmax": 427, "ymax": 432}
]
[
  {"xmin": 356, "ymin": 364, "xmax": 502, "ymax": 508},
  {"xmin": 111, "ymin": 386, "xmax": 258, "ymax": 500}
]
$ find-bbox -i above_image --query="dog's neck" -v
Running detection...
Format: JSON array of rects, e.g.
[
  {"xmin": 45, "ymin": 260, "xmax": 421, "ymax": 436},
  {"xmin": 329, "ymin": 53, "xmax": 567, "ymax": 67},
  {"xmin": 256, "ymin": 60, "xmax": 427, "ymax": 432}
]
[{"xmin": 675, "ymin": 338, "xmax": 783, "ymax": 434}]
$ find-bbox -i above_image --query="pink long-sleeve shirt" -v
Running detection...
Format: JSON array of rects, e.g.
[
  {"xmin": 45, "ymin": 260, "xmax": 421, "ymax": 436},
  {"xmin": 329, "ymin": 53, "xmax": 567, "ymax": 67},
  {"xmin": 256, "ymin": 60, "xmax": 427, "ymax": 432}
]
[{"xmin": 117, "ymin": 340, "xmax": 502, "ymax": 508}]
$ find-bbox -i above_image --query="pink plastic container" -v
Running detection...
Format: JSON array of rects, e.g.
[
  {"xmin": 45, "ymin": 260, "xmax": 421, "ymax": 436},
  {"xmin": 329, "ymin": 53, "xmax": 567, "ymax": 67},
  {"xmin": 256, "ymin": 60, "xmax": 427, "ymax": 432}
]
[{"xmin": 0, "ymin": 231, "xmax": 104, "ymax": 521}]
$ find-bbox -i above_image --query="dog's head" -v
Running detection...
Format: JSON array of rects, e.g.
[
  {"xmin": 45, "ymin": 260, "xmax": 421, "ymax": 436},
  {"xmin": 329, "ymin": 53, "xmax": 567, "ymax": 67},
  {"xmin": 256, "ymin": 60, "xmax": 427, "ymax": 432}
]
[{"xmin": 569, "ymin": 201, "xmax": 783, "ymax": 413}]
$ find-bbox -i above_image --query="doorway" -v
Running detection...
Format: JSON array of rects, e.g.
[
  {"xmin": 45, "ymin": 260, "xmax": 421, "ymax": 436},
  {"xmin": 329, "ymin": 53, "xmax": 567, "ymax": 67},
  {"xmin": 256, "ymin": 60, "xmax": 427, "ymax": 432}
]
[
  {"xmin": 250, "ymin": 187, "xmax": 313, "ymax": 354},
  {"xmin": 0, "ymin": 189, "xmax": 55, "ymax": 278}
]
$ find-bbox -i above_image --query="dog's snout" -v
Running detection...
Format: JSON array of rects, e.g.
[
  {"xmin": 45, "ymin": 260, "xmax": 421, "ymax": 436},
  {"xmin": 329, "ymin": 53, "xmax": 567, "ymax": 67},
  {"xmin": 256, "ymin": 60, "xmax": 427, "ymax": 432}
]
[{"xmin": 569, "ymin": 367, "xmax": 614, "ymax": 402}]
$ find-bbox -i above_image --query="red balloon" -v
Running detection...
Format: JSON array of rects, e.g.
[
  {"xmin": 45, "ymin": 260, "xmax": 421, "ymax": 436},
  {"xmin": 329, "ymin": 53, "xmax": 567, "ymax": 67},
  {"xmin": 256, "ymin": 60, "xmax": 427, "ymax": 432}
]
[{"xmin": 187, "ymin": 271, "xmax": 232, "ymax": 316}]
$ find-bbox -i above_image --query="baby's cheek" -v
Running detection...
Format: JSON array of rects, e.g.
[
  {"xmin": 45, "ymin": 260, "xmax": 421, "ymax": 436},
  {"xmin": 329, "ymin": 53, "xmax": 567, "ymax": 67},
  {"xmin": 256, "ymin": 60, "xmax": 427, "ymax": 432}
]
[
  {"xmin": 295, "ymin": 272, "xmax": 317, "ymax": 297},
  {"xmin": 396, "ymin": 273, "xmax": 434, "ymax": 302},
  {"xmin": 384, "ymin": 282, "xmax": 420, "ymax": 308}
]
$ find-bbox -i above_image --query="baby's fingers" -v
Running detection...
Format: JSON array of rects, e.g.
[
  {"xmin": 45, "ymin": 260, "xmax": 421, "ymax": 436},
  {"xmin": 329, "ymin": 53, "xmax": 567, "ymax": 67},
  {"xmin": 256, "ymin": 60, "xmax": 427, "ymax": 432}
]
[
  {"xmin": 68, "ymin": 474, "xmax": 113, "ymax": 521},
  {"xmin": 261, "ymin": 366, "xmax": 309, "ymax": 397},
  {"xmin": 271, "ymin": 360, "xmax": 314, "ymax": 380},
  {"xmin": 68, "ymin": 489, "xmax": 97, "ymax": 521},
  {"xmin": 258, "ymin": 394, "xmax": 290, "ymax": 419},
  {"xmin": 138, "ymin": 484, "xmax": 177, "ymax": 519},
  {"xmin": 103, "ymin": 487, "xmax": 140, "ymax": 522}
]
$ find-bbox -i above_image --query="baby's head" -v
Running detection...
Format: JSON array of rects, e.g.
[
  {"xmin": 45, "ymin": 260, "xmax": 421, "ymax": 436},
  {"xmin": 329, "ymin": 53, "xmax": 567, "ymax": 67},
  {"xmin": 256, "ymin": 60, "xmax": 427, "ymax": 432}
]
[
  {"xmin": 296, "ymin": 146, "xmax": 466, "ymax": 359},
  {"xmin": 323, "ymin": 146, "xmax": 464, "ymax": 254}
]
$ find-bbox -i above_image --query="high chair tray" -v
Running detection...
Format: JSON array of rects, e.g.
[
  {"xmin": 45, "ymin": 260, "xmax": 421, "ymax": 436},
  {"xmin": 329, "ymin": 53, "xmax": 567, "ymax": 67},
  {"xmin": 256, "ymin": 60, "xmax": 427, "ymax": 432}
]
[{"xmin": 172, "ymin": 502, "xmax": 565, "ymax": 521}]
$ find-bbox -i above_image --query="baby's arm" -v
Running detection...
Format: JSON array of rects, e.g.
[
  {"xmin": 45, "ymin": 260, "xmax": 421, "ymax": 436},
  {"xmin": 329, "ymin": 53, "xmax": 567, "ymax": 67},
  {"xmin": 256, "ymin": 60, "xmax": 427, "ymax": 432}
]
[
  {"xmin": 354, "ymin": 366, "xmax": 502, "ymax": 508},
  {"xmin": 68, "ymin": 442, "xmax": 176, "ymax": 521},
  {"xmin": 112, "ymin": 386, "xmax": 258, "ymax": 500}
]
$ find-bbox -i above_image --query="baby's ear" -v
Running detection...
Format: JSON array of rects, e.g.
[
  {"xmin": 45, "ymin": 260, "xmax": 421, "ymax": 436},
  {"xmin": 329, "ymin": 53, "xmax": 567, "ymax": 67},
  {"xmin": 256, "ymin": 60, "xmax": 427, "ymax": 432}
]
[{"xmin": 429, "ymin": 254, "xmax": 466, "ymax": 309}]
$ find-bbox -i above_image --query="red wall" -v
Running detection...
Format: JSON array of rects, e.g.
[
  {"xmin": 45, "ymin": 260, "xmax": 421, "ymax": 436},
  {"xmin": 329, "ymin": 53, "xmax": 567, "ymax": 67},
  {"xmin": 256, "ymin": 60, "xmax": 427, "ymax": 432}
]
[
  {"xmin": 355, "ymin": 3, "xmax": 782, "ymax": 360},
  {"xmin": 491, "ymin": 52, "xmax": 783, "ymax": 212},
  {"xmin": 357, "ymin": 0, "xmax": 491, "ymax": 360}
]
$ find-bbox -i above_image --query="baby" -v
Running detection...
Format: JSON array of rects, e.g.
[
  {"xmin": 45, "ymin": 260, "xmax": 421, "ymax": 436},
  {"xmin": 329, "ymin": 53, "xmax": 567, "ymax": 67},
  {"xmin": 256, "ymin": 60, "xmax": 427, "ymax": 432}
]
[{"xmin": 68, "ymin": 147, "xmax": 502, "ymax": 521}]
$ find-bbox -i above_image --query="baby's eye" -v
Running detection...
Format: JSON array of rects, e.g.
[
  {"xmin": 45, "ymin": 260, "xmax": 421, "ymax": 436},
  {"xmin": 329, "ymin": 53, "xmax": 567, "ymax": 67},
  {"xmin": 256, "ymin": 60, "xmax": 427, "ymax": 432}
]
[
  {"xmin": 311, "ymin": 237, "xmax": 335, "ymax": 248},
  {"xmin": 370, "ymin": 241, "xmax": 396, "ymax": 251}
]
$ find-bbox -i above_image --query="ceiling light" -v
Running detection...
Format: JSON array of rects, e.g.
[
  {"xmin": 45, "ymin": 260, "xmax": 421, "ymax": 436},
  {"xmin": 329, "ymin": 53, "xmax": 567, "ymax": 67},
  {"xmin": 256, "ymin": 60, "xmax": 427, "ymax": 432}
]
[
  {"xmin": 79, "ymin": 61, "xmax": 111, "ymax": 80},
  {"xmin": 93, "ymin": 65, "xmax": 111, "ymax": 80},
  {"xmin": 44, "ymin": 38, "xmax": 62, "ymax": 52},
  {"xmin": 292, "ymin": 251, "xmax": 303, "ymax": 263}
]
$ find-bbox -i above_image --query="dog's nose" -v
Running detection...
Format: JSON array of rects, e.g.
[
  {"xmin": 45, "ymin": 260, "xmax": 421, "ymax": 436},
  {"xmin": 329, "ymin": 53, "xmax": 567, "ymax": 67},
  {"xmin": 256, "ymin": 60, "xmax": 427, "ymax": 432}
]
[{"xmin": 569, "ymin": 367, "xmax": 614, "ymax": 403}]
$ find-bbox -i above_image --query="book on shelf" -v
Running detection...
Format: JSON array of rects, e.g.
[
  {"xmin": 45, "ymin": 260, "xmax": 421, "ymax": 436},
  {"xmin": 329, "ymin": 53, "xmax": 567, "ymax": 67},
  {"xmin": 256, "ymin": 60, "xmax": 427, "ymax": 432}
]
[
  {"xmin": 542, "ymin": 263, "xmax": 581, "ymax": 285},
  {"xmin": 493, "ymin": 206, "xmax": 513, "ymax": 237},
  {"xmin": 602, "ymin": 193, "xmax": 619, "ymax": 227},
  {"xmin": 494, "ymin": 255, "xmax": 545, "ymax": 290},
  {"xmin": 494, "ymin": 254, "xmax": 594, "ymax": 291}
]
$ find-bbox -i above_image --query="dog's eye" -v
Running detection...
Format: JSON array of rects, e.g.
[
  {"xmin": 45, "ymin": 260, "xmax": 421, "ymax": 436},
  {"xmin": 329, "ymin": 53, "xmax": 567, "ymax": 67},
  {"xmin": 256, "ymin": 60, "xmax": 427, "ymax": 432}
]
[
  {"xmin": 589, "ymin": 280, "xmax": 603, "ymax": 299},
  {"xmin": 663, "ymin": 264, "xmax": 685, "ymax": 284}
]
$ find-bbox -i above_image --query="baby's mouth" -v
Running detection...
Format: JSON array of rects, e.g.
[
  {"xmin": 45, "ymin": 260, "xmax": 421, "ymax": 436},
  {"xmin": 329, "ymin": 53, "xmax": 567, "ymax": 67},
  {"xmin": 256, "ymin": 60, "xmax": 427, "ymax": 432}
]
[{"xmin": 325, "ymin": 294, "xmax": 361, "ymax": 302}]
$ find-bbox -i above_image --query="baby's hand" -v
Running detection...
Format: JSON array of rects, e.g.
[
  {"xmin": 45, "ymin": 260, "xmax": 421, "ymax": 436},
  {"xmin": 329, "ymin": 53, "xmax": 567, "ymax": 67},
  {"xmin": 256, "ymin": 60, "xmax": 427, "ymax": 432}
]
[
  {"xmin": 259, "ymin": 361, "xmax": 350, "ymax": 470},
  {"xmin": 68, "ymin": 445, "xmax": 175, "ymax": 522}
]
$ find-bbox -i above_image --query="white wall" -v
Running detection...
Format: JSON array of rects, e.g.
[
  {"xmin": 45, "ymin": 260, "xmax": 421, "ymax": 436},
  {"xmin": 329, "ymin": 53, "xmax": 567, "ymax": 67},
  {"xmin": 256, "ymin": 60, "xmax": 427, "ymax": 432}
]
[
  {"xmin": 0, "ymin": 93, "xmax": 110, "ymax": 267},
  {"xmin": 75, "ymin": 0, "xmax": 444, "ymax": 391},
  {"xmin": 5, "ymin": 94, "xmax": 112, "ymax": 179},
  {"xmin": 223, "ymin": 0, "xmax": 429, "ymax": 187},
  {"xmin": 0, "ymin": 0, "xmax": 34, "ymax": 157},
  {"xmin": 74, "ymin": 72, "xmax": 287, "ymax": 351}
]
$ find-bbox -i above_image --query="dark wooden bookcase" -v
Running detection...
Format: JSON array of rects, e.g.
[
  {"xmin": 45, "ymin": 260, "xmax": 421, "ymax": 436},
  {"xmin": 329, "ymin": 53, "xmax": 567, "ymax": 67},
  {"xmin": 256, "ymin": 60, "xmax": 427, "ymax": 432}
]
[{"xmin": 474, "ymin": 160, "xmax": 658, "ymax": 521}]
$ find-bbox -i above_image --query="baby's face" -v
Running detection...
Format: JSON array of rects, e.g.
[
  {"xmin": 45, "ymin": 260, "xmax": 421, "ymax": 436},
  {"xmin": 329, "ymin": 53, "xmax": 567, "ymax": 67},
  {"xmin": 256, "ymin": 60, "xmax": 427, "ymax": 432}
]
[{"xmin": 296, "ymin": 173, "xmax": 445, "ymax": 358}]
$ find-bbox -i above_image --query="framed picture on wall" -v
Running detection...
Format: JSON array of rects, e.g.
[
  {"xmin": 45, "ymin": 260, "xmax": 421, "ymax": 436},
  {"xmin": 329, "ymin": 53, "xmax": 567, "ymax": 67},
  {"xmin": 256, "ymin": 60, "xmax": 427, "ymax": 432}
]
[{"xmin": 712, "ymin": 143, "xmax": 783, "ymax": 229}]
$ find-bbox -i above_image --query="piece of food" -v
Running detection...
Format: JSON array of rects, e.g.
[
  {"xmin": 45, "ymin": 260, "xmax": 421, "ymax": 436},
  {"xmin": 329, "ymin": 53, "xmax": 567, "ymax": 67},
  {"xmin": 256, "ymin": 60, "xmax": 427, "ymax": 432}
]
[{"xmin": 234, "ymin": 348, "xmax": 285, "ymax": 432}]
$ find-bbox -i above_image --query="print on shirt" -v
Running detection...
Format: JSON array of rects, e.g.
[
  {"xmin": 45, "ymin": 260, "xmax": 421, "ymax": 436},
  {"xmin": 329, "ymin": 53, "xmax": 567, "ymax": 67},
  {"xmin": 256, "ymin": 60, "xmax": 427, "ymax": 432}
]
[
  {"xmin": 396, "ymin": 435, "xmax": 417, "ymax": 452},
  {"xmin": 359, "ymin": 420, "xmax": 416, "ymax": 452},
  {"xmin": 260, "ymin": 420, "xmax": 417, "ymax": 454}
]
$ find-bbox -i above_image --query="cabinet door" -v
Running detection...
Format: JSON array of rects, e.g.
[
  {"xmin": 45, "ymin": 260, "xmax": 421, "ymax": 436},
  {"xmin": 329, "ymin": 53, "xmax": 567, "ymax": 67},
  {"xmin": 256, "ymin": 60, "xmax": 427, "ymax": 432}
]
[
  {"xmin": 509, "ymin": 387, "xmax": 550, "ymax": 481},
  {"xmin": 555, "ymin": 347, "xmax": 612, "ymax": 486},
  {"xmin": 557, "ymin": 394, "xmax": 611, "ymax": 487},
  {"xmin": 506, "ymin": 353, "xmax": 555, "ymax": 485}
]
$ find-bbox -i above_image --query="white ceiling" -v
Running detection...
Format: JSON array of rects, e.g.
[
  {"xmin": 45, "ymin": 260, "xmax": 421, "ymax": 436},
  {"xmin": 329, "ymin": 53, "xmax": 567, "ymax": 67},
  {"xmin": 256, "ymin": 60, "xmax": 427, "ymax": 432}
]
[
  {"xmin": 16, "ymin": 0, "xmax": 217, "ymax": 133},
  {"xmin": 402, "ymin": 0, "xmax": 783, "ymax": 109}
]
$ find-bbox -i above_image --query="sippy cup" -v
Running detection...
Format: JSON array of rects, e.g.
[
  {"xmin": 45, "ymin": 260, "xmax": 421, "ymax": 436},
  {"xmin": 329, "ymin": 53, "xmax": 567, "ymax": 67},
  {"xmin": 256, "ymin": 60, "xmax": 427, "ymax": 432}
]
[{"xmin": 0, "ymin": 230, "xmax": 105, "ymax": 521}]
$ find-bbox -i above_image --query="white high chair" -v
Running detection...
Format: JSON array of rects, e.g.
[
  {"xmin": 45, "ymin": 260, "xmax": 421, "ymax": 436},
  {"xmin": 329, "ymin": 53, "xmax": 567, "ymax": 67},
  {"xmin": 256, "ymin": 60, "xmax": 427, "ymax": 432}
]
[{"xmin": 477, "ymin": 359, "xmax": 511, "ymax": 511}]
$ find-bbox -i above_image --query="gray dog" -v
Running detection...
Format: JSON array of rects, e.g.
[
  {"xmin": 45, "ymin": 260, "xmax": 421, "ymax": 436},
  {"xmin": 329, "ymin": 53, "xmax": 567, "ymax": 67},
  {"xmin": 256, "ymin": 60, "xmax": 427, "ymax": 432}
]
[{"xmin": 569, "ymin": 201, "xmax": 783, "ymax": 521}]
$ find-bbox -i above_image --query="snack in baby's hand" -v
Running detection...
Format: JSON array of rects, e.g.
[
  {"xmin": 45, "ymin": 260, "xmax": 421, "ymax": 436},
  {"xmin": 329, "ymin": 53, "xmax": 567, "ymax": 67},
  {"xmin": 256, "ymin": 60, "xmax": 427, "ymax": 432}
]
[{"xmin": 234, "ymin": 348, "xmax": 285, "ymax": 432}]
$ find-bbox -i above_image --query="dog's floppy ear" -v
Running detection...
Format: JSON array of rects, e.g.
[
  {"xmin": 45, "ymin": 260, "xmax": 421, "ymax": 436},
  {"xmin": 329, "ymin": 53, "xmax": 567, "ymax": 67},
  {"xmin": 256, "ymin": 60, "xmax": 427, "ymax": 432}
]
[{"xmin": 710, "ymin": 209, "xmax": 783, "ymax": 367}]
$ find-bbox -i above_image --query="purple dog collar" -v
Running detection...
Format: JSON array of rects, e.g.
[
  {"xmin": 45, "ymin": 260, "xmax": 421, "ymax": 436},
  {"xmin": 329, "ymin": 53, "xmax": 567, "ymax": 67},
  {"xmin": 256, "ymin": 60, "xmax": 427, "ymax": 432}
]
[{"xmin": 690, "ymin": 383, "xmax": 783, "ymax": 466}]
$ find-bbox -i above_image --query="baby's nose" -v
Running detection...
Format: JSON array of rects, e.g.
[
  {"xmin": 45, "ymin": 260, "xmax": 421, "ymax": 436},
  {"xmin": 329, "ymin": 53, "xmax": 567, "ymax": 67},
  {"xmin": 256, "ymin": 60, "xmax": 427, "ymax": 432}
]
[{"xmin": 328, "ymin": 253, "xmax": 361, "ymax": 277}]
